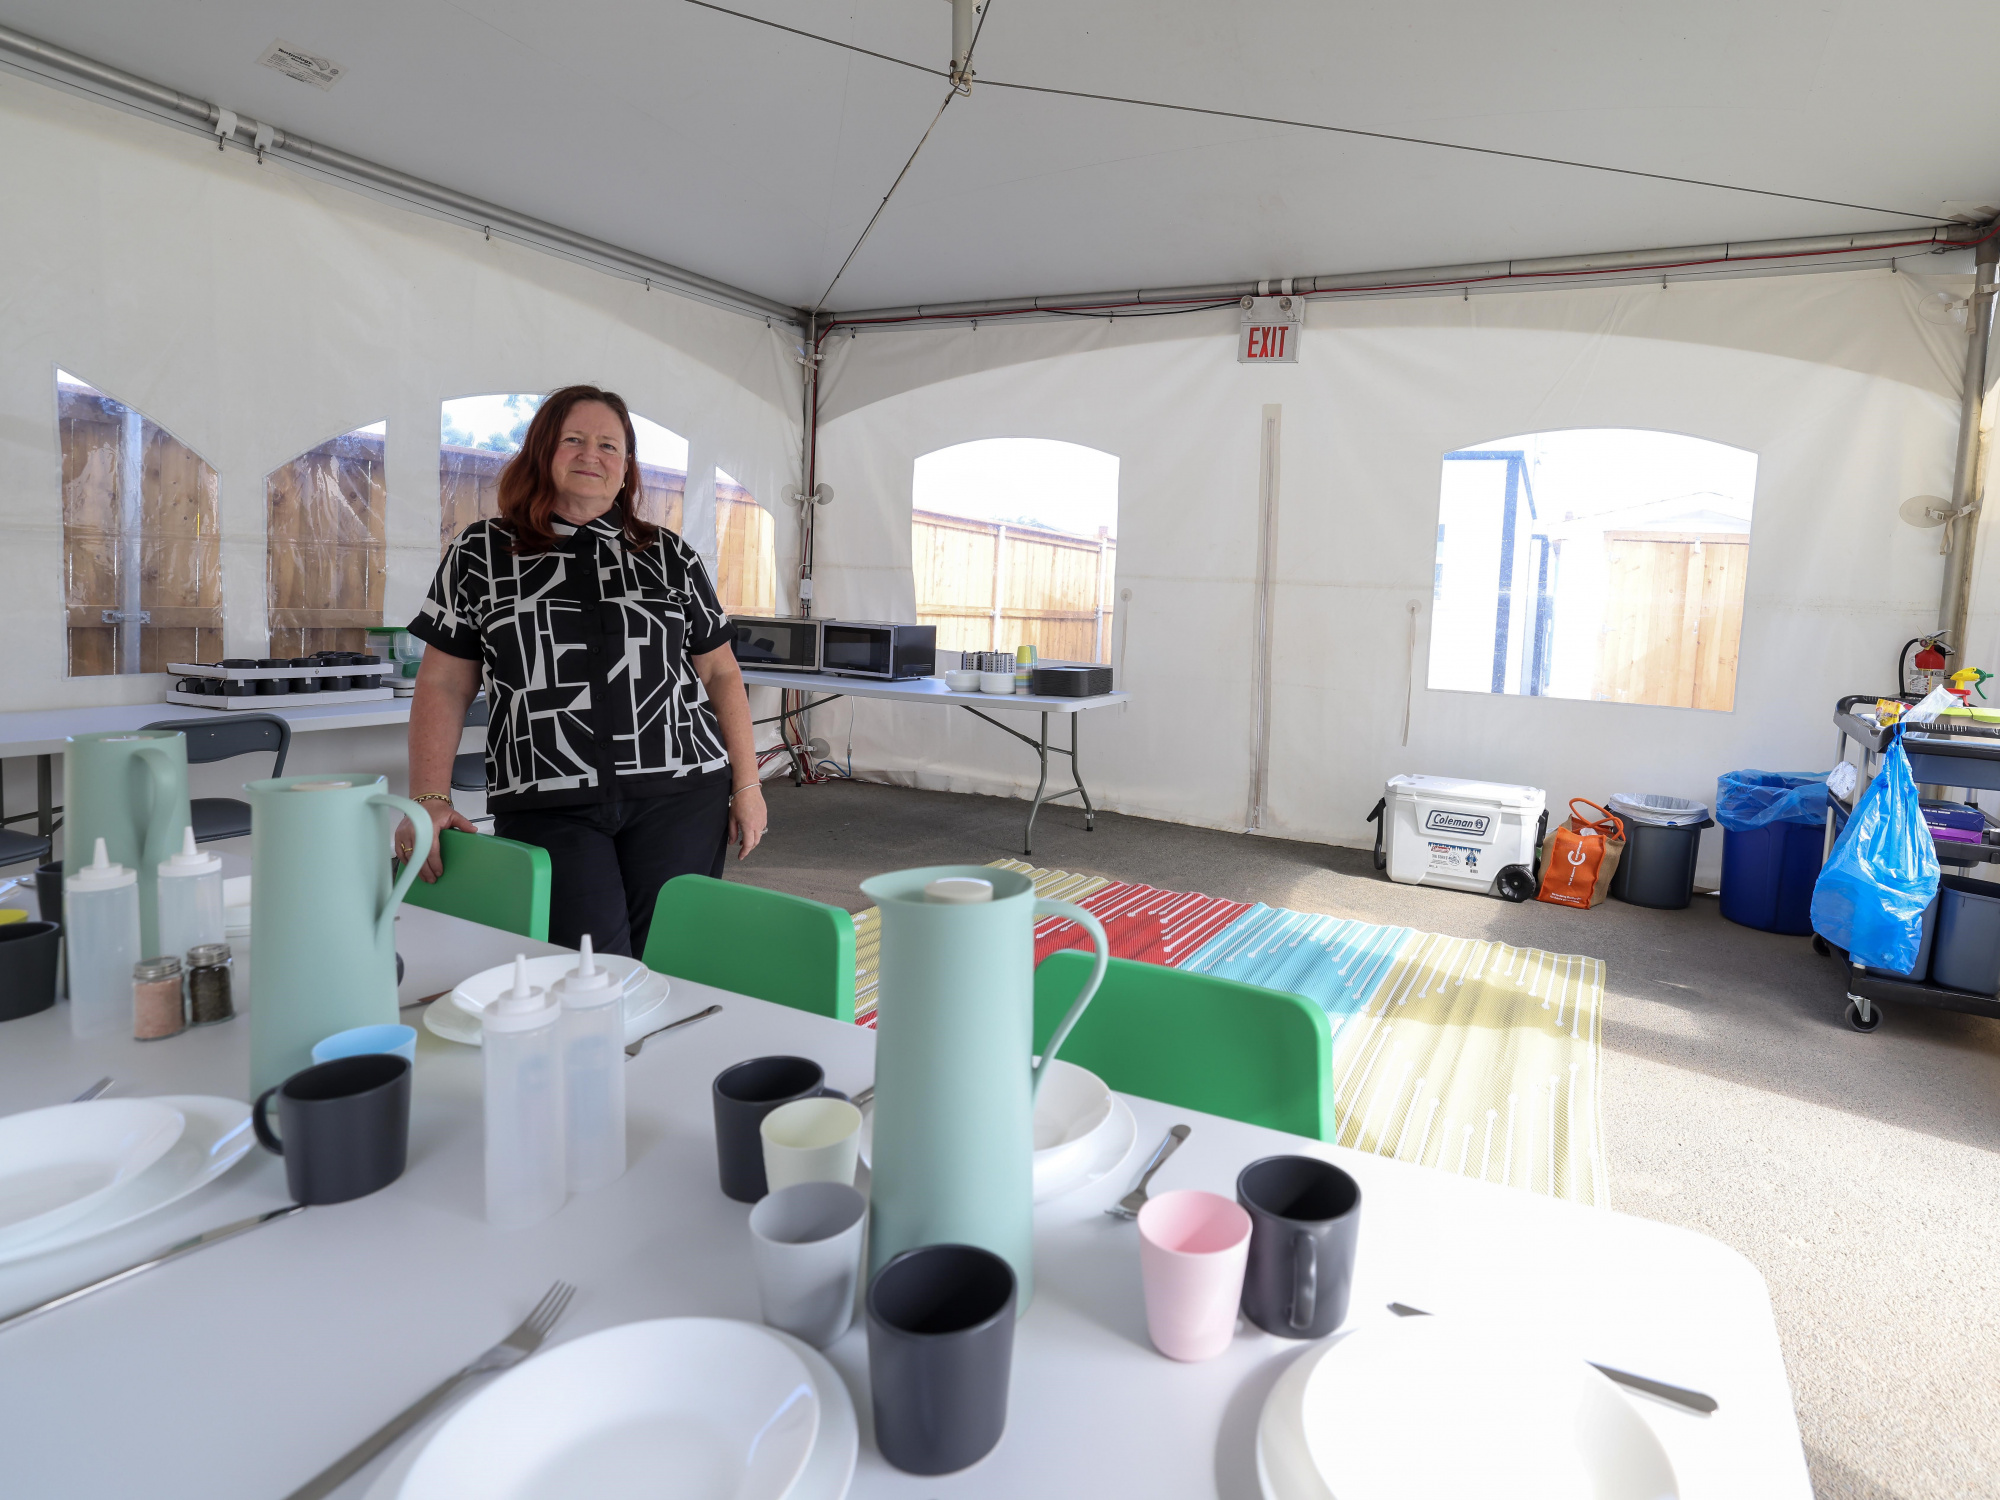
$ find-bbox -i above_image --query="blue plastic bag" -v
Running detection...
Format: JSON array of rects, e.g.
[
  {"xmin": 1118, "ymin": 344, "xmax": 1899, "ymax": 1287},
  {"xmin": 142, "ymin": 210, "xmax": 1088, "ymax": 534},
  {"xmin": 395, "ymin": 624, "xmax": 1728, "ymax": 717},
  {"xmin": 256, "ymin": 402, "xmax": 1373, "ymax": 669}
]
[
  {"xmin": 1809, "ymin": 734, "xmax": 1939, "ymax": 972},
  {"xmin": 1716, "ymin": 770, "xmax": 1829, "ymax": 831}
]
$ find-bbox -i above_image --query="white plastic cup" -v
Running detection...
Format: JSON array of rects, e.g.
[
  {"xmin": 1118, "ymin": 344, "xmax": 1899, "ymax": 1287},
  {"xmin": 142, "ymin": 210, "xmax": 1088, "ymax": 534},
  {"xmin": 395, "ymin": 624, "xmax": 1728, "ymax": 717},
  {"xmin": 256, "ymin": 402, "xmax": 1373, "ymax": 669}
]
[
  {"xmin": 760, "ymin": 1096, "xmax": 862, "ymax": 1193},
  {"xmin": 749, "ymin": 1181, "xmax": 867, "ymax": 1348}
]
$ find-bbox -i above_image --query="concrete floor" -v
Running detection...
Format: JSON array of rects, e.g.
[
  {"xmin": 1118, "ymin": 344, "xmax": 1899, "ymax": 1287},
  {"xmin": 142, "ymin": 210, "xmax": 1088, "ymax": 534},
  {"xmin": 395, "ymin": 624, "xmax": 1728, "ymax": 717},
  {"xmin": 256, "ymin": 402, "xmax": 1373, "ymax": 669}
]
[{"xmin": 738, "ymin": 777, "xmax": 2000, "ymax": 1500}]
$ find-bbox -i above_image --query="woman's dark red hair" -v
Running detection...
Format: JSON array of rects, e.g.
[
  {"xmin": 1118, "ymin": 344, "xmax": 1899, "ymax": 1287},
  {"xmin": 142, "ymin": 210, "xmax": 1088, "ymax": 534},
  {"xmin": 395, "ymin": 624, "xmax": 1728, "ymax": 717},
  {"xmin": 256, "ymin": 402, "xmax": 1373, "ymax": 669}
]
[{"xmin": 496, "ymin": 385, "xmax": 659, "ymax": 555}]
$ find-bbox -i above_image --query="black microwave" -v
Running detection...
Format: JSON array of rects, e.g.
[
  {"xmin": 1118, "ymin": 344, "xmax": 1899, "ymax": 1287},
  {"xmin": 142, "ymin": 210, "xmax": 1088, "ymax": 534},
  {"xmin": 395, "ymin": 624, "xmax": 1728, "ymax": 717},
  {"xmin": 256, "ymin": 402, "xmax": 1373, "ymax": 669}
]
[
  {"xmin": 730, "ymin": 616, "xmax": 822, "ymax": 672},
  {"xmin": 821, "ymin": 621, "xmax": 937, "ymax": 680}
]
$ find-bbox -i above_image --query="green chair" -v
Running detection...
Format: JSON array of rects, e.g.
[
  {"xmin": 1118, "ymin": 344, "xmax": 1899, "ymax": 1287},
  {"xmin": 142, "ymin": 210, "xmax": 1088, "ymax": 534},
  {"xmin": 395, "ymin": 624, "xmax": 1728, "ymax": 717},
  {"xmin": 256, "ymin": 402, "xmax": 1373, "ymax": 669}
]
[
  {"xmin": 399, "ymin": 829, "xmax": 552, "ymax": 941},
  {"xmin": 1032, "ymin": 950, "xmax": 1336, "ymax": 1141},
  {"xmin": 643, "ymin": 875, "xmax": 856, "ymax": 1023}
]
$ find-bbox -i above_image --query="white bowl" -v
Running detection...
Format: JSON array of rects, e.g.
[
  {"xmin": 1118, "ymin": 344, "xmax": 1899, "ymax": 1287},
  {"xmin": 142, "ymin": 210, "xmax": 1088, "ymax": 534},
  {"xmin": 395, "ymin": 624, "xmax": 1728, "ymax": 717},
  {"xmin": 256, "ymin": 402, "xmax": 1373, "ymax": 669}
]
[
  {"xmin": 1277, "ymin": 1316, "xmax": 1679, "ymax": 1500},
  {"xmin": 0, "ymin": 1099, "xmax": 186, "ymax": 1249},
  {"xmin": 943, "ymin": 670, "xmax": 981, "ymax": 691},
  {"xmin": 400, "ymin": 1318, "xmax": 819, "ymax": 1500},
  {"xmin": 979, "ymin": 670, "xmax": 1018, "ymax": 694},
  {"xmin": 1033, "ymin": 1059, "xmax": 1113, "ymax": 1153}
]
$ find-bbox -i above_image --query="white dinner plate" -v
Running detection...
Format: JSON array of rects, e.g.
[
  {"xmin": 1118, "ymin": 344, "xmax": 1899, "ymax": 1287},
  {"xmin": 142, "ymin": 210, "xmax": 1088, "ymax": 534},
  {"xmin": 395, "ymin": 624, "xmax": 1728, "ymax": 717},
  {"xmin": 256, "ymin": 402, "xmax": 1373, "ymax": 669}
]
[
  {"xmin": 423, "ymin": 971, "xmax": 670, "ymax": 1048},
  {"xmin": 0, "ymin": 1099, "xmax": 186, "ymax": 1250},
  {"xmin": 450, "ymin": 952, "xmax": 649, "ymax": 1014},
  {"xmin": 856, "ymin": 1089, "xmax": 1137, "ymax": 1205},
  {"xmin": 365, "ymin": 1324, "xmax": 857, "ymax": 1500},
  {"xmin": 0, "ymin": 1096, "xmax": 255, "ymax": 1266},
  {"xmin": 397, "ymin": 1318, "xmax": 819, "ymax": 1500},
  {"xmin": 1263, "ymin": 1317, "xmax": 1679, "ymax": 1500}
]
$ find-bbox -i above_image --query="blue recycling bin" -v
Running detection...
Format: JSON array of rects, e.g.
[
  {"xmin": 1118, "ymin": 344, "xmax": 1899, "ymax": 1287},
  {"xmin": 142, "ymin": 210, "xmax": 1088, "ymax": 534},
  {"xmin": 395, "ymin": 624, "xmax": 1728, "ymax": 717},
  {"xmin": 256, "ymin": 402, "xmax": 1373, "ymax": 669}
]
[{"xmin": 1716, "ymin": 771, "xmax": 1829, "ymax": 935}]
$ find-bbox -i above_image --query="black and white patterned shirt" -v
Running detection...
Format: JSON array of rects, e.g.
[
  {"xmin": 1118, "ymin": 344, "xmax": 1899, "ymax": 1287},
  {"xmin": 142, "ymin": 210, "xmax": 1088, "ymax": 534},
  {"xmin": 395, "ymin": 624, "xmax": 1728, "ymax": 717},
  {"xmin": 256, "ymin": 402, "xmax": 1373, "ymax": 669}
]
[{"xmin": 410, "ymin": 512, "xmax": 733, "ymax": 810}]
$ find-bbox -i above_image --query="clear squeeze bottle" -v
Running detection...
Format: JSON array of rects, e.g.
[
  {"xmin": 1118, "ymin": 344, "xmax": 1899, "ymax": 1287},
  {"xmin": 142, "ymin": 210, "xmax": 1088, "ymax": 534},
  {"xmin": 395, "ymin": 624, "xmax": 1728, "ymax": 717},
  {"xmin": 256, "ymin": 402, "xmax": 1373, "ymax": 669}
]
[
  {"xmin": 556, "ymin": 935, "xmax": 627, "ymax": 1193},
  {"xmin": 483, "ymin": 955, "xmax": 566, "ymax": 1229},
  {"xmin": 156, "ymin": 825, "xmax": 224, "ymax": 962},
  {"xmin": 65, "ymin": 839, "xmax": 140, "ymax": 1038}
]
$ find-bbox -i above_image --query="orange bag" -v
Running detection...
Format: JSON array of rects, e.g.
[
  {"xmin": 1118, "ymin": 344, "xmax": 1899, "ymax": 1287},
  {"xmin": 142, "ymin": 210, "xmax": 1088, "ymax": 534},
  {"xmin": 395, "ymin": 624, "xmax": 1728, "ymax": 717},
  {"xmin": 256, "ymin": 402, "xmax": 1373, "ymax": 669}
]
[{"xmin": 1536, "ymin": 799, "xmax": 1626, "ymax": 909}]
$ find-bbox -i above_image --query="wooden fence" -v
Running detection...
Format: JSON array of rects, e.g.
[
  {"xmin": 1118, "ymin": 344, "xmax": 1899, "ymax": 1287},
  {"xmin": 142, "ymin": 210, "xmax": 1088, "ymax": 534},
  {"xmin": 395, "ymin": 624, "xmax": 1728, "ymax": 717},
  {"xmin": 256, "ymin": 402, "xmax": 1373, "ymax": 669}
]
[
  {"xmin": 1594, "ymin": 532, "xmax": 1747, "ymax": 711},
  {"xmin": 60, "ymin": 385, "xmax": 222, "ymax": 676},
  {"xmin": 268, "ymin": 431, "xmax": 387, "ymax": 657},
  {"xmin": 913, "ymin": 509, "xmax": 1115, "ymax": 663}
]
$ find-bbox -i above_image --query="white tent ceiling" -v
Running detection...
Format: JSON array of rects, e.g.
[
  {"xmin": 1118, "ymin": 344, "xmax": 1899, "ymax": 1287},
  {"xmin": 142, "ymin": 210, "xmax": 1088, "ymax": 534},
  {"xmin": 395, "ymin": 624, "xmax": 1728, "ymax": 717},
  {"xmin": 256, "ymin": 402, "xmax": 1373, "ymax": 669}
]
[{"xmin": 2, "ymin": 0, "xmax": 1997, "ymax": 311}]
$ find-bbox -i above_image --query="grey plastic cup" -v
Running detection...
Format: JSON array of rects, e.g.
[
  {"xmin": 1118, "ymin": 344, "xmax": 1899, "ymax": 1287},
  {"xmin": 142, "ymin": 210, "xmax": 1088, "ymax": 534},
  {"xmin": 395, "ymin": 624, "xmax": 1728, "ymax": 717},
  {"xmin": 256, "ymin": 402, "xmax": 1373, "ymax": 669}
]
[
  {"xmin": 866, "ymin": 1243, "xmax": 1016, "ymax": 1475},
  {"xmin": 749, "ymin": 1181, "xmax": 867, "ymax": 1348}
]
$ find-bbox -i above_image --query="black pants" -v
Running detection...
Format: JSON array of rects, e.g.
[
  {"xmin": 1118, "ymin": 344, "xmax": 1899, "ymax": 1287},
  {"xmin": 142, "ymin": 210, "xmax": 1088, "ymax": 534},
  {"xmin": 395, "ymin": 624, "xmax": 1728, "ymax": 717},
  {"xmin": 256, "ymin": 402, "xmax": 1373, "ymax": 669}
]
[{"xmin": 494, "ymin": 772, "xmax": 731, "ymax": 958}]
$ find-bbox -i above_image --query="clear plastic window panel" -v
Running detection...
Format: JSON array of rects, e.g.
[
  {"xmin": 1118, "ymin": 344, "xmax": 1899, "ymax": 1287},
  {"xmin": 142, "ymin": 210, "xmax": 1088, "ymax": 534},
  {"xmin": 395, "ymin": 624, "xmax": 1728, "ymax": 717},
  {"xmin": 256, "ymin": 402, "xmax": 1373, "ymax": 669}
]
[
  {"xmin": 58, "ymin": 370, "xmax": 223, "ymax": 676},
  {"xmin": 911, "ymin": 439, "xmax": 1119, "ymax": 663},
  {"xmin": 266, "ymin": 423, "xmax": 388, "ymax": 658}
]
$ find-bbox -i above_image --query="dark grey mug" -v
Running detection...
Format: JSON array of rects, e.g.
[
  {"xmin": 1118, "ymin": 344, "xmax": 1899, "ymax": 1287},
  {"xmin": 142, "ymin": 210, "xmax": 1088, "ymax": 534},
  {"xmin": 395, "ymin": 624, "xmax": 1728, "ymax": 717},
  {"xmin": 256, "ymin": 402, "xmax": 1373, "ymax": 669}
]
[
  {"xmin": 1237, "ymin": 1155, "xmax": 1361, "ymax": 1339},
  {"xmin": 253, "ymin": 1054, "xmax": 410, "ymax": 1205},
  {"xmin": 867, "ymin": 1243, "xmax": 1016, "ymax": 1475},
  {"xmin": 0, "ymin": 921, "xmax": 60, "ymax": 1022},
  {"xmin": 712, "ymin": 1056, "xmax": 846, "ymax": 1203}
]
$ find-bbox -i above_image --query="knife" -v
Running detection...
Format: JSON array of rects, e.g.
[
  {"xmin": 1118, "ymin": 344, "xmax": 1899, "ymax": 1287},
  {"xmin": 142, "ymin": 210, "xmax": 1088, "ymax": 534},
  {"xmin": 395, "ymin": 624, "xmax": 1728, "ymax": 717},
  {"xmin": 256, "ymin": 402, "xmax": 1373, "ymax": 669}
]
[
  {"xmin": 1386, "ymin": 1302, "xmax": 1718, "ymax": 1413},
  {"xmin": 0, "ymin": 1205, "xmax": 306, "ymax": 1335}
]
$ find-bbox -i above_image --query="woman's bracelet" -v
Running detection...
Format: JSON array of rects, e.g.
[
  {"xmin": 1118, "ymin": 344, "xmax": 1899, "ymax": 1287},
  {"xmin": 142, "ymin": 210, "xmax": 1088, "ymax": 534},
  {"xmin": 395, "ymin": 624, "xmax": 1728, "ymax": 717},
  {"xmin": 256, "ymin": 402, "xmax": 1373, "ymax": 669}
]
[
  {"xmin": 728, "ymin": 784, "xmax": 763, "ymax": 804},
  {"xmin": 412, "ymin": 791, "xmax": 454, "ymax": 807}
]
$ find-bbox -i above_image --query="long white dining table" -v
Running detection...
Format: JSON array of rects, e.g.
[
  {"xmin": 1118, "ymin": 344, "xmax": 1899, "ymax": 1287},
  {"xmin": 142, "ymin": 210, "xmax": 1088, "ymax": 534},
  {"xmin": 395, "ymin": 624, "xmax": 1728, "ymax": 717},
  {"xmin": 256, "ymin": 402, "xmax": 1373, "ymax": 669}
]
[{"xmin": 0, "ymin": 897, "xmax": 1810, "ymax": 1499}]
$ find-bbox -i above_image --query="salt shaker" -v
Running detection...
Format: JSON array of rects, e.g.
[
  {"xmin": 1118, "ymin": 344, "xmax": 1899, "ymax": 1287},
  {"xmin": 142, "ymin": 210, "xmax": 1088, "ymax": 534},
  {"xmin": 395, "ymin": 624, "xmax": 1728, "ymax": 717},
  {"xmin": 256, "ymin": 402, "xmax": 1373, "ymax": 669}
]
[
  {"xmin": 555, "ymin": 935, "xmax": 627, "ymax": 1193},
  {"xmin": 132, "ymin": 956, "xmax": 185, "ymax": 1040},
  {"xmin": 483, "ymin": 955, "xmax": 566, "ymax": 1229},
  {"xmin": 64, "ymin": 839, "xmax": 140, "ymax": 1039}
]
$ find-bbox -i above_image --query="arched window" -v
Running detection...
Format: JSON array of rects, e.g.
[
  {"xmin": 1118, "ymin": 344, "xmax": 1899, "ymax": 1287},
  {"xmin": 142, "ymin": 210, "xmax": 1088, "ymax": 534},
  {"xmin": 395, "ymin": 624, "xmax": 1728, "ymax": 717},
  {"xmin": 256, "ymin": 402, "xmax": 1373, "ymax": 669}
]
[
  {"xmin": 912, "ymin": 439, "xmax": 1119, "ymax": 664},
  {"xmin": 439, "ymin": 394, "xmax": 687, "ymax": 546},
  {"xmin": 266, "ymin": 423, "xmax": 386, "ymax": 657},
  {"xmin": 1428, "ymin": 430, "xmax": 1757, "ymax": 710},
  {"xmin": 715, "ymin": 469, "xmax": 776, "ymax": 614},
  {"xmin": 58, "ymin": 370, "xmax": 221, "ymax": 676}
]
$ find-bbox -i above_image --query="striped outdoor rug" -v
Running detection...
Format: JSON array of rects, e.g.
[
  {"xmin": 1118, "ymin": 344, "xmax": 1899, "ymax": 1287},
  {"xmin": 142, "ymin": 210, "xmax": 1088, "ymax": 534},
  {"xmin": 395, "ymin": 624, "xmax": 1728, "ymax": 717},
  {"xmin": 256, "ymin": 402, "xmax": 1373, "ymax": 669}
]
[{"xmin": 848, "ymin": 862, "xmax": 1606, "ymax": 1206}]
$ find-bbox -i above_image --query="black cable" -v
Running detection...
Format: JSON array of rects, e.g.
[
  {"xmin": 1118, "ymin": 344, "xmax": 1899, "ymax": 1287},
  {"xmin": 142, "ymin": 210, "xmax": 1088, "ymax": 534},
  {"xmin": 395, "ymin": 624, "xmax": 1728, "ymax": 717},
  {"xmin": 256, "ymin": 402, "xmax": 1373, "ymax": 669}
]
[{"xmin": 679, "ymin": 0, "xmax": 1950, "ymax": 224}]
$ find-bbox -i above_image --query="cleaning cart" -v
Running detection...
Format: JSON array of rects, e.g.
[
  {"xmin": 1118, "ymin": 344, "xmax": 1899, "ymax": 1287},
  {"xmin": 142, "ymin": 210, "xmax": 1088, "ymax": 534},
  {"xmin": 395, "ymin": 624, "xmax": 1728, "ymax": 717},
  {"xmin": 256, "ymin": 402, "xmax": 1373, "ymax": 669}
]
[{"xmin": 1819, "ymin": 695, "xmax": 2000, "ymax": 1032}]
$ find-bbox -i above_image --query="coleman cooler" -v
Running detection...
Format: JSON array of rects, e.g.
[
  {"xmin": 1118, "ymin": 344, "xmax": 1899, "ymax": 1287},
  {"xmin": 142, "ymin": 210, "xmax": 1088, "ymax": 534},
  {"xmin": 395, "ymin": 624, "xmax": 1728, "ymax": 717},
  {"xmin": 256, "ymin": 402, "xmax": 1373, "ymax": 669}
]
[{"xmin": 1375, "ymin": 775, "xmax": 1547, "ymax": 895}]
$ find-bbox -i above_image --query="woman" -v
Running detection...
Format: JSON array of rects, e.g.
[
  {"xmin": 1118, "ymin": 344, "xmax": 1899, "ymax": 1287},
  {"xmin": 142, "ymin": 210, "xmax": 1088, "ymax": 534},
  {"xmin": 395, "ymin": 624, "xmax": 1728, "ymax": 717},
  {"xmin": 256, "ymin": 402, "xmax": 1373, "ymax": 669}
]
[{"xmin": 401, "ymin": 385, "xmax": 766, "ymax": 957}]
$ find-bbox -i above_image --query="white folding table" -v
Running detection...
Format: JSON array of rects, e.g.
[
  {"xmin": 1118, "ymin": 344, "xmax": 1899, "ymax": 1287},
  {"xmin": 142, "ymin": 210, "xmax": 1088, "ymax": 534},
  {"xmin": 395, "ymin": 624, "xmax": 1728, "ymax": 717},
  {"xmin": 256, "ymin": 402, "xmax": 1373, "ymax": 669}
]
[
  {"xmin": 0, "ymin": 698, "xmax": 420, "ymax": 846},
  {"xmin": 0, "ymin": 898, "xmax": 1809, "ymax": 1499},
  {"xmin": 740, "ymin": 669, "xmax": 1129, "ymax": 855}
]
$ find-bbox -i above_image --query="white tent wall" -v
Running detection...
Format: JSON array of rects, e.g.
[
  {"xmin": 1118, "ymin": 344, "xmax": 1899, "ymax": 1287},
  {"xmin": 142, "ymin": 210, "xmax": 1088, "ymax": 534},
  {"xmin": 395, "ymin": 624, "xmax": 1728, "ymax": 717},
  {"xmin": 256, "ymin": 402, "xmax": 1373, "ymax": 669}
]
[
  {"xmin": 812, "ymin": 269, "xmax": 1993, "ymax": 886},
  {"xmin": 0, "ymin": 72, "xmax": 799, "ymax": 805}
]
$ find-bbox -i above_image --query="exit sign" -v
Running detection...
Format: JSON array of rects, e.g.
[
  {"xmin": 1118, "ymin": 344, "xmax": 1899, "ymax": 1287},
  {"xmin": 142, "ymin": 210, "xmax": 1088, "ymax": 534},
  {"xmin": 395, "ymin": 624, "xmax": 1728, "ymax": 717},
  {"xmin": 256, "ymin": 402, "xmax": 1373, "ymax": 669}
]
[{"xmin": 1238, "ymin": 295, "xmax": 1302, "ymax": 363}]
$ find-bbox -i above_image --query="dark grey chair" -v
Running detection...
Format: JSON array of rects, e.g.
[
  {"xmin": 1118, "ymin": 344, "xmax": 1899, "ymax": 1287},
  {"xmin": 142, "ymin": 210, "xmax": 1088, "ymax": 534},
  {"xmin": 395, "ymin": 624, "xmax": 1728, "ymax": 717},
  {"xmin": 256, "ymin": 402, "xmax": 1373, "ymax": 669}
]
[
  {"xmin": 0, "ymin": 829, "xmax": 50, "ymax": 868},
  {"xmin": 452, "ymin": 695, "xmax": 490, "ymax": 792},
  {"xmin": 141, "ymin": 714, "xmax": 292, "ymax": 843}
]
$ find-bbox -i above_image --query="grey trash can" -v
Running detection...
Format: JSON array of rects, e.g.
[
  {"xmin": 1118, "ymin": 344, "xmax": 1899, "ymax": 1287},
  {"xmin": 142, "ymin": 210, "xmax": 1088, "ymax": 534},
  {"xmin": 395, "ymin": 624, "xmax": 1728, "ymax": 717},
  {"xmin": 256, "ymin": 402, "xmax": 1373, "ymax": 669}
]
[
  {"xmin": 1931, "ymin": 875, "xmax": 2000, "ymax": 995},
  {"xmin": 1606, "ymin": 794, "xmax": 1713, "ymax": 911}
]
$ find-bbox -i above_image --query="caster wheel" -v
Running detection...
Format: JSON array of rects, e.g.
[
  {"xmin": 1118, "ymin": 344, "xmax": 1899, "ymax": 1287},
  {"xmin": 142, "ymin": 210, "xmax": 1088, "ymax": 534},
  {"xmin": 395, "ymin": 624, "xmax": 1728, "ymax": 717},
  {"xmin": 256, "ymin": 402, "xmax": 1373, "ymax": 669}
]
[
  {"xmin": 1845, "ymin": 999, "xmax": 1881, "ymax": 1033},
  {"xmin": 1812, "ymin": 934, "xmax": 1830, "ymax": 958}
]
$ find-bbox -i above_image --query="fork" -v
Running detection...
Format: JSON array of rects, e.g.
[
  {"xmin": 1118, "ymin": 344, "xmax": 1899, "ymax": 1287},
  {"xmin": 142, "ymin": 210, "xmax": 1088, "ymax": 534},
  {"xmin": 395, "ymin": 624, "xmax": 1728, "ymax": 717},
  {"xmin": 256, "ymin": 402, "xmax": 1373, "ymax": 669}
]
[
  {"xmin": 1105, "ymin": 1124, "xmax": 1191, "ymax": 1219},
  {"xmin": 282, "ymin": 1281, "xmax": 576, "ymax": 1500}
]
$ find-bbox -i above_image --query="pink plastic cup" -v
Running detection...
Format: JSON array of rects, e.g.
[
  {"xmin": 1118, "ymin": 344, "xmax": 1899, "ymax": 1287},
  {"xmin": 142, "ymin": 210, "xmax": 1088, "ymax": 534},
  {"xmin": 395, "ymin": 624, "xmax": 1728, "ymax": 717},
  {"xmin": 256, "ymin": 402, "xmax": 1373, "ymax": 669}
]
[{"xmin": 1137, "ymin": 1188, "xmax": 1254, "ymax": 1361}]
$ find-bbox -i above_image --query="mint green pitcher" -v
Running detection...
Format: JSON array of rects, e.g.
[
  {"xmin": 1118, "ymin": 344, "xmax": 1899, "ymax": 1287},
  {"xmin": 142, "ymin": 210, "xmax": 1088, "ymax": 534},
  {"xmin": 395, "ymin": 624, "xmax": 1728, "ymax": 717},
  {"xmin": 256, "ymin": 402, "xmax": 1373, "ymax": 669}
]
[
  {"xmin": 247, "ymin": 775, "xmax": 431, "ymax": 1095},
  {"xmin": 860, "ymin": 865, "xmax": 1109, "ymax": 1311},
  {"xmin": 64, "ymin": 730, "xmax": 190, "ymax": 960}
]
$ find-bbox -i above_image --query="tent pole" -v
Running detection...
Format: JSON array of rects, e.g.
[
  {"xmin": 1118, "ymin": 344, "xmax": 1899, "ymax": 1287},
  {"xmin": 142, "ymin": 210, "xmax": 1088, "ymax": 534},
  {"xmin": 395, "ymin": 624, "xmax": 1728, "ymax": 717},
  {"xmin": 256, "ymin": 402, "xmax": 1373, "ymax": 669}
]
[
  {"xmin": 798, "ymin": 313, "xmax": 820, "ymax": 617},
  {"xmin": 0, "ymin": 21, "xmax": 798, "ymax": 325},
  {"xmin": 828, "ymin": 227, "xmax": 1983, "ymax": 325},
  {"xmin": 1937, "ymin": 236, "xmax": 2000, "ymax": 652}
]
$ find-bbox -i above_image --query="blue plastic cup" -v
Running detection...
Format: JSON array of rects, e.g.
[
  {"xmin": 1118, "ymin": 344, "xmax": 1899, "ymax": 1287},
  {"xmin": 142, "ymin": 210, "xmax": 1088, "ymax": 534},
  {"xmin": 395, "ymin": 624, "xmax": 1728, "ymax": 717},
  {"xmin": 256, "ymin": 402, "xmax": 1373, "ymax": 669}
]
[{"xmin": 312, "ymin": 1023, "xmax": 418, "ymax": 1067}]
